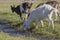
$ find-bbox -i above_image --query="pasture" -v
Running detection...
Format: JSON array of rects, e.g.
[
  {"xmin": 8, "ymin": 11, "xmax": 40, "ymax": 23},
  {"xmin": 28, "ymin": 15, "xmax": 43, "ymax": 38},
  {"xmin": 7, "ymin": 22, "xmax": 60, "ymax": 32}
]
[{"xmin": 0, "ymin": 0, "xmax": 60, "ymax": 40}]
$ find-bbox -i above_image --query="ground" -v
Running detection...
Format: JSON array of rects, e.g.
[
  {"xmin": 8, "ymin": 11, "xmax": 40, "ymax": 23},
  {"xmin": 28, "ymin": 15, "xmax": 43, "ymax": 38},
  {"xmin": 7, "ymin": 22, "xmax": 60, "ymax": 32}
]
[{"xmin": 0, "ymin": 0, "xmax": 60, "ymax": 40}]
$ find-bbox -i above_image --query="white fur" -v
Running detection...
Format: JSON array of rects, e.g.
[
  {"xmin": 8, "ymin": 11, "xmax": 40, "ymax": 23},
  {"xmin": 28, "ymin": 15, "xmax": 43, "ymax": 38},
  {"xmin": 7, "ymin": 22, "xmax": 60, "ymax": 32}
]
[
  {"xmin": 23, "ymin": 4, "xmax": 59, "ymax": 30},
  {"xmin": 20, "ymin": 4, "xmax": 24, "ymax": 13},
  {"xmin": 19, "ymin": 4, "xmax": 30, "ymax": 20}
]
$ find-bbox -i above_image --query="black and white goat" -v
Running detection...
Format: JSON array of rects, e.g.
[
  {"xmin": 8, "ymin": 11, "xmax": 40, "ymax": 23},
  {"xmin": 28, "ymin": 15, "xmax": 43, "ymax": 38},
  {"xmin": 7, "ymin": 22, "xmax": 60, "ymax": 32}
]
[{"xmin": 11, "ymin": 2, "xmax": 33, "ymax": 20}]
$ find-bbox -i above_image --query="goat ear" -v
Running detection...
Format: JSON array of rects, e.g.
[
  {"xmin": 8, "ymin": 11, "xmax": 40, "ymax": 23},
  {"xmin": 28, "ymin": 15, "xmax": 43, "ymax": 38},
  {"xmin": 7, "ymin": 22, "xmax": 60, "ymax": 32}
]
[
  {"xmin": 10, "ymin": 5, "xmax": 13, "ymax": 9},
  {"xmin": 10, "ymin": 5, "xmax": 12, "ymax": 7}
]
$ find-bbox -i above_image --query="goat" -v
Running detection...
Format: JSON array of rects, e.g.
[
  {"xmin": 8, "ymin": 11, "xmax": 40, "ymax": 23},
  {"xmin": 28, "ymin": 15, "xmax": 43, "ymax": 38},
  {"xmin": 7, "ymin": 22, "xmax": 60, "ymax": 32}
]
[
  {"xmin": 23, "ymin": 4, "xmax": 59, "ymax": 30},
  {"xmin": 10, "ymin": 2, "xmax": 33, "ymax": 20}
]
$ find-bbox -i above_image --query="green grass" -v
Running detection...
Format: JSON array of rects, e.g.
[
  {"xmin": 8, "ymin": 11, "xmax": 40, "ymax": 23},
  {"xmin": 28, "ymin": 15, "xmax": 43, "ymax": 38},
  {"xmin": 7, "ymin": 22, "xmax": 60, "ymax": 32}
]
[
  {"xmin": 0, "ymin": 32, "xmax": 37, "ymax": 40},
  {"xmin": 0, "ymin": 0, "xmax": 60, "ymax": 40}
]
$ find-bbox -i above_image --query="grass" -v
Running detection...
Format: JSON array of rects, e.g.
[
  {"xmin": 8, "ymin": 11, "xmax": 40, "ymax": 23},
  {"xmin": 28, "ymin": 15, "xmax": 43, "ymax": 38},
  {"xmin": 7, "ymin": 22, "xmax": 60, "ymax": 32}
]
[
  {"xmin": 0, "ymin": 0, "xmax": 60, "ymax": 40},
  {"xmin": 0, "ymin": 32, "xmax": 37, "ymax": 40}
]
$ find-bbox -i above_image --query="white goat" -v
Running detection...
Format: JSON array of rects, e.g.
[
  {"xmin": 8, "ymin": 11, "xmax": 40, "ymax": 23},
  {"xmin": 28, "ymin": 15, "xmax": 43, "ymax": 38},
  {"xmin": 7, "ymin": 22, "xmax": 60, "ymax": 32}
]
[{"xmin": 23, "ymin": 4, "xmax": 59, "ymax": 30}]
